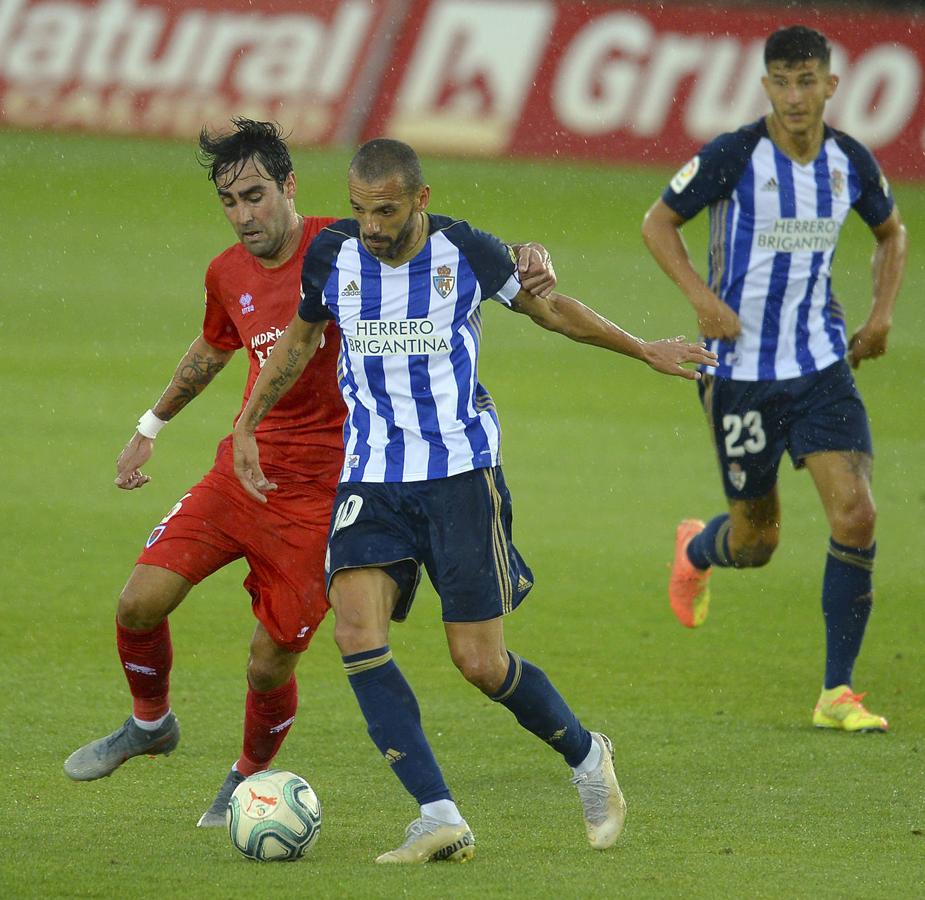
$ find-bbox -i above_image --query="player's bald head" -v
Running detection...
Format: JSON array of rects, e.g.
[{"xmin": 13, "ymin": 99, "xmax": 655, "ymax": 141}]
[{"xmin": 349, "ymin": 139, "xmax": 424, "ymax": 195}]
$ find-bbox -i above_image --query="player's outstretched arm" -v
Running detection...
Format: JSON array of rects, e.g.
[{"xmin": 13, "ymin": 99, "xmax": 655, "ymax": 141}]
[
  {"xmin": 232, "ymin": 314, "xmax": 327, "ymax": 503},
  {"xmin": 115, "ymin": 334, "xmax": 234, "ymax": 490},
  {"xmin": 510, "ymin": 288, "xmax": 717, "ymax": 380},
  {"xmin": 848, "ymin": 208, "xmax": 908, "ymax": 369},
  {"xmin": 641, "ymin": 199, "xmax": 741, "ymax": 341}
]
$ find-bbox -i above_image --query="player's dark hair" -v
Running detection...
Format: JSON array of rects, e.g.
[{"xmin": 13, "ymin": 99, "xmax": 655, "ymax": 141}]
[
  {"xmin": 764, "ymin": 25, "xmax": 831, "ymax": 69},
  {"xmin": 349, "ymin": 138, "xmax": 424, "ymax": 194},
  {"xmin": 198, "ymin": 118, "xmax": 293, "ymax": 189}
]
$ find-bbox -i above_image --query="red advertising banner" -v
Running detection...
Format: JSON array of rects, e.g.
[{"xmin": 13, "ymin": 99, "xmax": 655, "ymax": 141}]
[
  {"xmin": 364, "ymin": 0, "xmax": 925, "ymax": 180},
  {"xmin": 0, "ymin": 0, "xmax": 396, "ymax": 144},
  {"xmin": 3, "ymin": 0, "xmax": 925, "ymax": 179}
]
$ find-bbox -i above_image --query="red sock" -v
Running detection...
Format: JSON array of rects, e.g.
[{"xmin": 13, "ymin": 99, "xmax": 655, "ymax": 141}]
[
  {"xmin": 236, "ymin": 675, "xmax": 298, "ymax": 776},
  {"xmin": 116, "ymin": 617, "xmax": 172, "ymax": 721}
]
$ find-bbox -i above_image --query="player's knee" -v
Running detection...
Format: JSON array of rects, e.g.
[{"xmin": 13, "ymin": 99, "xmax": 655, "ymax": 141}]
[
  {"xmin": 332, "ymin": 617, "xmax": 381, "ymax": 656},
  {"xmin": 450, "ymin": 648, "xmax": 506, "ymax": 695},
  {"xmin": 832, "ymin": 498, "xmax": 877, "ymax": 547},
  {"xmin": 118, "ymin": 566, "xmax": 189, "ymax": 629},
  {"xmin": 117, "ymin": 586, "xmax": 165, "ymax": 630},
  {"xmin": 246, "ymin": 654, "xmax": 291, "ymax": 692},
  {"xmin": 246, "ymin": 658, "xmax": 274, "ymax": 692}
]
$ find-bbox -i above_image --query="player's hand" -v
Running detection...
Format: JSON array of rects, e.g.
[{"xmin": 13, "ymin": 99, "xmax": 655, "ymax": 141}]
[
  {"xmin": 232, "ymin": 426, "xmax": 277, "ymax": 503},
  {"xmin": 847, "ymin": 320, "xmax": 890, "ymax": 369},
  {"xmin": 695, "ymin": 296, "xmax": 741, "ymax": 341},
  {"xmin": 115, "ymin": 431, "xmax": 154, "ymax": 490},
  {"xmin": 642, "ymin": 336, "xmax": 718, "ymax": 381},
  {"xmin": 517, "ymin": 243, "xmax": 557, "ymax": 298}
]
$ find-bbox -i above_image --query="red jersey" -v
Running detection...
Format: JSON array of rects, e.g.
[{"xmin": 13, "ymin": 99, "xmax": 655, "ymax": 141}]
[{"xmin": 203, "ymin": 216, "xmax": 345, "ymax": 484}]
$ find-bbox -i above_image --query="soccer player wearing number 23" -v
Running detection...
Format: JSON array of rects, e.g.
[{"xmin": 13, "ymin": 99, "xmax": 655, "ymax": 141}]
[
  {"xmin": 643, "ymin": 26, "xmax": 908, "ymax": 731},
  {"xmin": 233, "ymin": 138, "xmax": 716, "ymax": 862}
]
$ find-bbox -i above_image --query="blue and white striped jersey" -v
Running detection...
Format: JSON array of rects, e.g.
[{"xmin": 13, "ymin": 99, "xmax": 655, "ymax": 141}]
[
  {"xmin": 299, "ymin": 215, "xmax": 522, "ymax": 483},
  {"xmin": 663, "ymin": 118, "xmax": 893, "ymax": 381}
]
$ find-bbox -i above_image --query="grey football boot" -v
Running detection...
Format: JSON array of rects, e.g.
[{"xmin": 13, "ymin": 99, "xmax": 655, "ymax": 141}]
[
  {"xmin": 375, "ymin": 817, "xmax": 475, "ymax": 864},
  {"xmin": 64, "ymin": 713, "xmax": 180, "ymax": 781},
  {"xmin": 197, "ymin": 769, "xmax": 246, "ymax": 827},
  {"xmin": 571, "ymin": 732, "xmax": 627, "ymax": 850}
]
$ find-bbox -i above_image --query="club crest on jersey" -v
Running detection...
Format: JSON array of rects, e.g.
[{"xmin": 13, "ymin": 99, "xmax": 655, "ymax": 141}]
[
  {"xmin": 727, "ymin": 463, "xmax": 747, "ymax": 491},
  {"xmin": 239, "ymin": 293, "xmax": 255, "ymax": 315},
  {"xmin": 830, "ymin": 169, "xmax": 845, "ymax": 198},
  {"xmin": 433, "ymin": 265, "xmax": 455, "ymax": 298}
]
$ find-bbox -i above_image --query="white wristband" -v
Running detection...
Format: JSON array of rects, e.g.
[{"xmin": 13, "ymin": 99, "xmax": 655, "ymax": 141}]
[{"xmin": 137, "ymin": 409, "xmax": 167, "ymax": 439}]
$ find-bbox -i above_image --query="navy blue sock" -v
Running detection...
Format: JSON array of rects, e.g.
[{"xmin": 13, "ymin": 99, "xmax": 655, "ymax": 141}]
[
  {"xmin": 491, "ymin": 652, "xmax": 592, "ymax": 767},
  {"xmin": 687, "ymin": 514, "xmax": 735, "ymax": 570},
  {"xmin": 822, "ymin": 539, "xmax": 875, "ymax": 689},
  {"xmin": 343, "ymin": 647, "xmax": 451, "ymax": 804}
]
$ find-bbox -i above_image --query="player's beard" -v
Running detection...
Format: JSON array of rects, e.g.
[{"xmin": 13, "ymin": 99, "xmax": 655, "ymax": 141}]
[{"xmin": 364, "ymin": 210, "xmax": 419, "ymax": 260}]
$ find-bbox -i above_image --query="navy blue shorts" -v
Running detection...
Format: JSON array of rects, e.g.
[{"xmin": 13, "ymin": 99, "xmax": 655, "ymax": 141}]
[
  {"xmin": 698, "ymin": 360, "xmax": 872, "ymax": 500},
  {"xmin": 324, "ymin": 466, "xmax": 534, "ymax": 623}
]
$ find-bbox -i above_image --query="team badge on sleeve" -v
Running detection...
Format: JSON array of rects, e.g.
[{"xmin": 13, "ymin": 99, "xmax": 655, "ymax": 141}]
[
  {"xmin": 670, "ymin": 156, "xmax": 701, "ymax": 193},
  {"xmin": 433, "ymin": 265, "xmax": 455, "ymax": 298}
]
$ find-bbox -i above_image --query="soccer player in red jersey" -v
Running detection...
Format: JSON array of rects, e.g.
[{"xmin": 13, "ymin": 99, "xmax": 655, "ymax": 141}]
[
  {"xmin": 63, "ymin": 118, "xmax": 557, "ymax": 826},
  {"xmin": 63, "ymin": 119, "xmax": 345, "ymax": 824}
]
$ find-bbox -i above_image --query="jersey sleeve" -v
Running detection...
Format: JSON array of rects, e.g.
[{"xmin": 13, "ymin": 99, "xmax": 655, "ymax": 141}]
[
  {"xmin": 834, "ymin": 133, "xmax": 894, "ymax": 227},
  {"xmin": 442, "ymin": 220, "xmax": 521, "ymax": 306},
  {"xmin": 662, "ymin": 129, "xmax": 759, "ymax": 220},
  {"xmin": 202, "ymin": 262, "xmax": 243, "ymax": 350},
  {"xmin": 298, "ymin": 226, "xmax": 347, "ymax": 323}
]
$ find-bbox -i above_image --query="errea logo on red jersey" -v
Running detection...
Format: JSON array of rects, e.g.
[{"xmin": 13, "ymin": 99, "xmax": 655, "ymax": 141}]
[{"xmin": 239, "ymin": 293, "xmax": 255, "ymax": 315}]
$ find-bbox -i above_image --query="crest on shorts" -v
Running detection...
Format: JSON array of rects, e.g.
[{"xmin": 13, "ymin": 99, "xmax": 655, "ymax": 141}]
[
  {"xmin": 145, "ymin": 525, "xmax": 167, "ymax": 548},
  {"xmin": 727, "ymin": 462, "xmax": 747, "ymax": 491},
  {"xmin": 433, "ymin": 264, "xmax": 455, "ymax": 299},
  {"xmin": 830, "ymin": 169, "xmax": 845, "ymax": 198}
]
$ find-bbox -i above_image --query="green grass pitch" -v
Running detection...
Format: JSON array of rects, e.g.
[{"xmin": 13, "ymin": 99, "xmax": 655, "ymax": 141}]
[{"xmin": 1, "ymin": 129, "xmax": 923, "ymax": 898}]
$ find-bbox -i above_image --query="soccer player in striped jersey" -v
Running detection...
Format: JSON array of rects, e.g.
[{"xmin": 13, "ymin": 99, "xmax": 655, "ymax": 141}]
[
  {"xmin": 232, "ymin": 138, "xmax": 716, "ymax": 862},
  {"xmin": 62, "ymin": 120, "xmax": 557, "ymax": 826},
  {"xmin": 642, "ymin": 25, "xmax": 908, "ymax": 732}
]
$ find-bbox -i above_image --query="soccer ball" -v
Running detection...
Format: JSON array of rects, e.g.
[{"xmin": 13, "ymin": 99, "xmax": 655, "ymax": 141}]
[{"xmin": 226, "ymin": 769, "xmax": 322, "ymax": 861}]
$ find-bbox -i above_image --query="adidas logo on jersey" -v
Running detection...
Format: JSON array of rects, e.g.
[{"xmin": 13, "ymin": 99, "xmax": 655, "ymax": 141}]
[
  {"xmin": 761, "ymin": 177, "xmax": 779, "ymax": 192},
  {"xmin": 341, "ymin": 279, "xmax": 361, "ymax": 297}
]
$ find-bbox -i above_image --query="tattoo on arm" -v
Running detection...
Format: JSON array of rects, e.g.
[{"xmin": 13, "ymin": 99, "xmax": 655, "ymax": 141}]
[
  {"xmin": 254, "ymin": 345, "xmax": 303, "ymax": 422},
  {"xmin": 158, "ymin": 351, "xmax": 229, "ymax": 420}
]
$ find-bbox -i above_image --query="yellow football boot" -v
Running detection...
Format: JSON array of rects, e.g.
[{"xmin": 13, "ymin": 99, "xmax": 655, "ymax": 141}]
[{"xmin": 813, "ymin": 685, "xmax": 888, "ymax": 733}]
